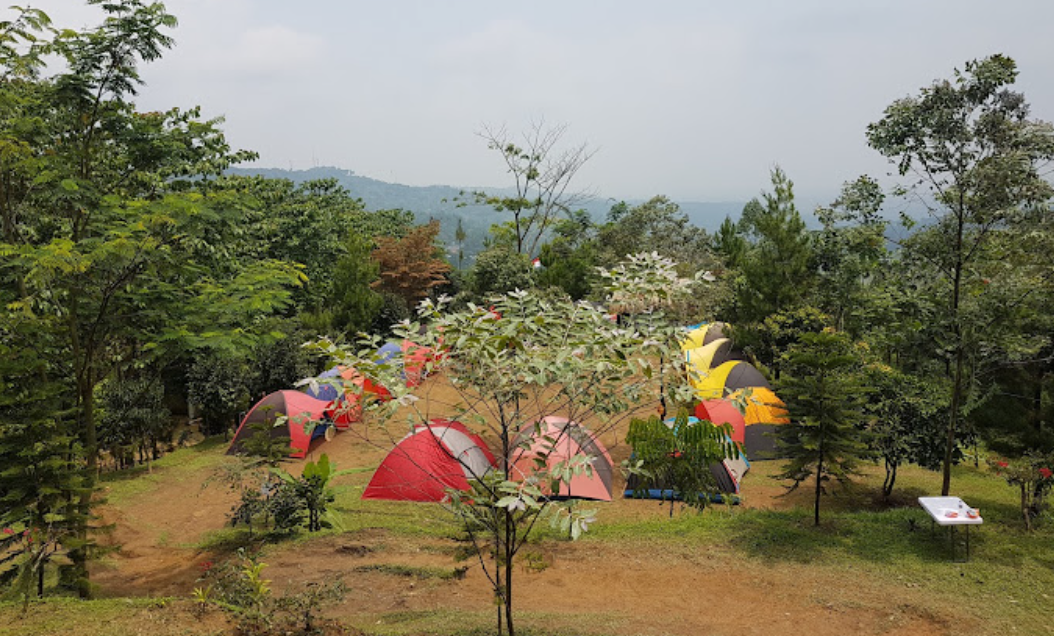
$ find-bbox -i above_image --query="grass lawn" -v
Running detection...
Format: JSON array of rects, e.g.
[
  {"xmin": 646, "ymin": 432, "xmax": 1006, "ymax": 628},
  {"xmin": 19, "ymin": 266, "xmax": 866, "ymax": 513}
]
[{"xmin": 4, "ymin": 440, "xmax": 1052, "ymax": 636}]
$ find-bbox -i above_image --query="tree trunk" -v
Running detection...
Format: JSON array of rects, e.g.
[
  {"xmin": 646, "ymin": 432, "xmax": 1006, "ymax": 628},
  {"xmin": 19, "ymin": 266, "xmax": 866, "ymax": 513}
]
[
  {"xmin": 943, "ymin": 201, "xmax": 966, "ymax": 498},
  {"xmin": 883, "ymin": 459, "xmax": 897, "ymax": 500},
  {"xmin": 70, "ymin": 373, "xmax": 97, "ymax": 599},
  {"xmin": 813, "ymin": 455, "xmax": 823, "ymax": 526},
  {"xmin": 1021, "ymin": 483, "xmax": 1031, "ymax": 532},
  {"xmin": 504, "ymin": 507, "xmax": 515, "ymax": 636},
  {"xmin": 943, "ymin": 344, "xmax": 965, "ymax": 496}
]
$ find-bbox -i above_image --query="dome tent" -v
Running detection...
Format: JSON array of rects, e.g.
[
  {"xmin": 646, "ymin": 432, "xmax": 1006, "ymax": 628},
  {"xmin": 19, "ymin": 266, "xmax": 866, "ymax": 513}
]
[
  {"xmin": 227, "ymin": 390, "xmax": 334, "ymax": 459},
  {"xmin": 307, "ymin": 340, "xmax": 437, "ymax": 427},
  {"xmin": 362, "ymin": 419, "xmax": 496, "ymax": 502},
  {"xmin": 508, "ymin": 417, "xmax": 615, "ymax": 502}
]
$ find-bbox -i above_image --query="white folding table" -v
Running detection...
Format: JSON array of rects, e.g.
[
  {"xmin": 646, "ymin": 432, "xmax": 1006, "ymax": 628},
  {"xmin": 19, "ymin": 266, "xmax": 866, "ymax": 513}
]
[{"xmin": 918, "ymin": 496, "xmax": 983, "ymax": 561}]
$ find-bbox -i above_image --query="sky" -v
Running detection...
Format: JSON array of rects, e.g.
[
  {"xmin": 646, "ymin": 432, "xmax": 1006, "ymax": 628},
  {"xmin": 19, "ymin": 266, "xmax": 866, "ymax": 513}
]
[{"xmin": 23, "ymin": 0, "xmax": 1054, "ymax": 204}]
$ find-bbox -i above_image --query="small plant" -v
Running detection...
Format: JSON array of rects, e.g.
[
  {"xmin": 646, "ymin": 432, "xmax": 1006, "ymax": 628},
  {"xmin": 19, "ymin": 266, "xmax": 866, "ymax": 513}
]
[
  {"xmin": 0, "ymin": 524, "xmax": 61, "ymax": 610},
  {"xmin": 625, "ymin": 410, "xmax": 737, "ymax": 517},
  {"xmin": 988, "ymin": 452, "xmax": 1054, "ymax": 531},
  {"xmin": 241, "ymin": 419, "xmax": 292, "ymax": 466},
  {"xmin": 194, "ymin": 549, "xmax": 347, "ymax": 635},
  {"xmin": 519, "ymin": 550, "xmax": 551, "ymax": 574},
  {"xmin": 271, "ymin": 453, "xmax": 341, "ymax": 533},
  {"xmin": 191, "ymin": 584, "xmax": 214, "ymax": 617},
  {"xmin": 274, "ymin": 580, "xmax": 348, "ymax": 634}
]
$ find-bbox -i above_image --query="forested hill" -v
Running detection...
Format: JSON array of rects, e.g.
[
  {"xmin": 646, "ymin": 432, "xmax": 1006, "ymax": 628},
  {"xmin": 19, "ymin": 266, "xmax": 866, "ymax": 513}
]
[{"xmin": 227, "ymin": 166, "xmax": 745, "ymax": 259}]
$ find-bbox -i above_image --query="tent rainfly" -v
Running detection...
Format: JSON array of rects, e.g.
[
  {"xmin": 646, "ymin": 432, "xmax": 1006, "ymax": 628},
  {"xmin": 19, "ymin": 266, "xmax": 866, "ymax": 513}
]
[
  {"xmin": 508, "ymin": 417, "xmax": 615, "ymax": 501},
  {"xmin": 362, "ymin": 420, "xmax": 496, "ymax": 502}
]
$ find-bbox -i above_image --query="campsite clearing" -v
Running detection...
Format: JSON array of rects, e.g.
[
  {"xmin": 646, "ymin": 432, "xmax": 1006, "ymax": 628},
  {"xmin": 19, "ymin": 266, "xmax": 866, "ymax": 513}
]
[{"xmin": 3, "ymin": 374, "xmax": 1052, "ymax": 635}]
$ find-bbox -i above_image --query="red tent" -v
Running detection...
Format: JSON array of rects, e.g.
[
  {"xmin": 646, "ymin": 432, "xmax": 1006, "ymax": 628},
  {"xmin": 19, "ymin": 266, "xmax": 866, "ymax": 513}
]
[
  {"xmin": 362, "ymin": 420, "xmax": 496, "ymax": 502},
  {"xmin": 227, "ymin": 391, "xmax": 332, "ymax": 459},
  {"xmin": 694, "ymin": 399, "xmax": 746, "ymax": 445},
  {"xmin": 323, "ymin": 367, "xmax": 392, "ymax": 428},
  {"xmin": 509, "ymin": 417, "xmax": 615, "ymax": 501},
  {"xmin": 401, "ymin": 339, "xmax": 437, "ymax": 388}
]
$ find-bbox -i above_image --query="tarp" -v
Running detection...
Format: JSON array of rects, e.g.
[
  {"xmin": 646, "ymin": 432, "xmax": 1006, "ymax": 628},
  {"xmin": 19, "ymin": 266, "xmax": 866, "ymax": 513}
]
[
  {"xmin": 303, "ymin": 366, "xmax": 344, "ymax": 402},
  {"xmin": 227, "ymin": 390, "xmax": 332, "ymax": 459},
  {"xmin": 362, "ymin": 419, "xmax": 496, "ymax": 502},
  {"xmin": 509, "ymin": 417, "xmax": 615, "ymax": 501},
  {"xmin": 401, "ymin": 339, "xmax": 436, "ymax": 388},
  {"xmin": 694, "ymin": 399, "xmax": 746, "ymax": 444},
  {"xmin": 689, "ymin": 360, "xmax": 739, "ymax": 399},
  {"xmin": 684, "ymin": 338, "xmax": 736, "ymax": 375}
]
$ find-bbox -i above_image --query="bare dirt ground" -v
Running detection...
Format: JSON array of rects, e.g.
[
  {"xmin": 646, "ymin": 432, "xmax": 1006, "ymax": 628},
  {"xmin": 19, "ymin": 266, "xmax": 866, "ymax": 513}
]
[{"xmin": 90, "ymin": 374, "xmax": 960, "ymax": 635}]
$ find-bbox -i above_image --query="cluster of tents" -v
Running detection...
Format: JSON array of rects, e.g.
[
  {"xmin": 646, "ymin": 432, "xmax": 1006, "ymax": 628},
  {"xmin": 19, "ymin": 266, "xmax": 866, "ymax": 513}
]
[
  {"xmin": 363, "ymin": 416, "xmax": 616, "ymax": 502},
  {"xmin": 682, "ymin": 323, "xmax": 789, "ymax": 460},
  {"xmin": 226, "ymin": 322, "xmax": 788, "ymax": 505},
  {"xmin": 226, "ymin": 340, "xmax": 435, "ymax": 459}
]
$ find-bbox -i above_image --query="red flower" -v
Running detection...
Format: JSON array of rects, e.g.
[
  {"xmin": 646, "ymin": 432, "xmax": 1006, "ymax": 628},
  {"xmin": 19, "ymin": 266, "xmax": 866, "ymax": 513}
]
[
  {"xmin": 2, "ymin": 528, "xmax": 12, "ymax": 535},
  {"xmin": 199, "ymin": 561, "xmax": 214, "ymax": 572},
  {"xmin": 1039, "ymin": 467, "xmax": 1053, "ymax": 479},
  {"xmin": 996, "ymin": 460, "xmax": 1008, "ymax": 468},
  {"xmin": 668, "ymin": 450, "xmax": 683, "ymax": 459}
]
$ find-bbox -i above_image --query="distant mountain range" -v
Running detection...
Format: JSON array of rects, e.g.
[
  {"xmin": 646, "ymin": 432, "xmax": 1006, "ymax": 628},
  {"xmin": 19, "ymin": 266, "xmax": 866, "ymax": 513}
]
[
  {"xmin": 229, "ymin": 165, "xmax": 746, "ymax": 228},
  {"xmin": 228, "ymin": 166, "xmax": 747, "ymax": 261}
]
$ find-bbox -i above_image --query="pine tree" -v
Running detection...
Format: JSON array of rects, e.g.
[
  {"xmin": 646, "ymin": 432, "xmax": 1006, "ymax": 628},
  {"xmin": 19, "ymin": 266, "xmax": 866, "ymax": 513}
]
[
  {"xmin": 330, "ymin": 232, "xmax": 382, "ymax": 337},
  {"xmin": 736, "ymin": 167, "xmax": 815, "ymax": 323},
  {"xmin": 0, "ymin": 320, "xmax": 88, "ymax": 602},
  {"xmin": 776, "ymin": 330, "xmax": 870, "ymax": 525}
]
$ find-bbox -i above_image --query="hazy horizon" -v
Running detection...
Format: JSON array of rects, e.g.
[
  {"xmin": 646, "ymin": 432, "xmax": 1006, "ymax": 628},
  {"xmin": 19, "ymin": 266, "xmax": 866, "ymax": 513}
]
[{"xmin": 25, "ymin": 1, "xmax": 1054, "ymax": 204}]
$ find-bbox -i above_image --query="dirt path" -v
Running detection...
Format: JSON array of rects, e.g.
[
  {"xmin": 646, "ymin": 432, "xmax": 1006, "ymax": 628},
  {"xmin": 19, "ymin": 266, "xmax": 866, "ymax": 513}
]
[
  {"xmin": 93, "ymin": 469, "xmax": 238, "ymax": 597},
  {"xmin": 255, "ymin": 528, "xmax": 953, "ymax": 636}
]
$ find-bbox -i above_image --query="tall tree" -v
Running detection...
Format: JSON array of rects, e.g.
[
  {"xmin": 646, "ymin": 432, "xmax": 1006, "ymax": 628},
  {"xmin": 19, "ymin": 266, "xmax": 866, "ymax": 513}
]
[
  {"xmin": 596, "ymin": 196, "xmax": 713, "ymax": 271},
  {"xmin": 473, "ymin": 122, "xmax": 594, "ymax": 256},
  {"xmin": 814, "ymin": 176, "xmax": 892, "ymax": 337},
  {"xmin": 735, "ymin": 167, "xmax": 815, "ymax": 324},
  {"xmin": 867, "ymin": 54, "xmax": 1054, "ymax": 495},
  {"xmin": 0, "ymin": 1, "xmax": 301, "ymax": 595},
  {"xmin": 371, "ymin": 219, "xmax": 451, "ymax": 310},
  {"xmin": 330, "ymin": 232, "xmax": 382, "ymax": 337}
]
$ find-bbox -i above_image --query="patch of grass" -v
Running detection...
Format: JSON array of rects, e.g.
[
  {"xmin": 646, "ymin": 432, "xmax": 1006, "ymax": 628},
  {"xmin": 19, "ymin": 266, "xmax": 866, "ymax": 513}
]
[
  {"xmin": 0, "ymin": 597, "xmax": 226, "ymax": 636},
  {"xmin": 101, "ymin": 436, "xmax": 231, "ymax": 505},
  {"xmin": 587, "ymin": 459, "xmax": 1054, "ymax": 636},
  {"xmin": 364, "ymin": 608, "xmax": 626, "ymax": 636},
  {"xmin": 352, "ymin": 563, "xmax": 467, "ymax": 580},
  {"xmin": 328, "ymin": 489, "xmax": 461, "ymax": 540}
]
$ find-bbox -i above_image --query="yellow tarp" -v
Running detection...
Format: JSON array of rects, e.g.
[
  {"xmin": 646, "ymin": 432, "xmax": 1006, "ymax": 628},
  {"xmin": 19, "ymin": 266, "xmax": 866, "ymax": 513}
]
[{"xmin": 681, "ymin": 324, "xmax": 711, "ymax": 351}]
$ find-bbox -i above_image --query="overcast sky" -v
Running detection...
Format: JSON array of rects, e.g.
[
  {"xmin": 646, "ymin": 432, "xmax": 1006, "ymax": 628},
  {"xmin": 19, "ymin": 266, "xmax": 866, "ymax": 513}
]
[{"xmin": 24, "ymin": 0, "xmax": 1054, "ymax": 203}]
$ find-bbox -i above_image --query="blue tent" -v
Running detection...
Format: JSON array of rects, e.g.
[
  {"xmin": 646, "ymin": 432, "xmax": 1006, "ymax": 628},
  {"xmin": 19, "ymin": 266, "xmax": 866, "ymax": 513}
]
[{"xmin": 304, "ymin": 366, "xmax": 343, "ymax": 402}]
